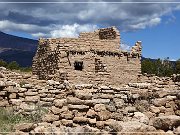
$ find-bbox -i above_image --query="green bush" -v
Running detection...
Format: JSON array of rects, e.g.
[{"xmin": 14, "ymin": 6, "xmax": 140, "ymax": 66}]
[
  {"xmin": 0, "ymin": 59, "xmax": 7, "ymax": 67},
  {"xmin": 6, "ymin": 61, "xmax": 20, "ymax": 70},
  {"xmin": 0, "ymin": 59, "xmax": 32, "ymax": 72},
  {"xmin": 142, "ymin": 57, "xmax": 175, "ymax": 77}
]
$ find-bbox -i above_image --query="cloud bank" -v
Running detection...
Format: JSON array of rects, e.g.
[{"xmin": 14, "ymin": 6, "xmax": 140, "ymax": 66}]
[{"xmin": 0, "ymin": 0, "xmax": 179, "ymax": 40}]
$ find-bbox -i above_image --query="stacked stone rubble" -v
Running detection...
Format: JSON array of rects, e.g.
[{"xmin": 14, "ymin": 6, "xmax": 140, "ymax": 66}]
[{"xmin": 1, "ymin": 69, "xmax": 180, "ymax": 134}]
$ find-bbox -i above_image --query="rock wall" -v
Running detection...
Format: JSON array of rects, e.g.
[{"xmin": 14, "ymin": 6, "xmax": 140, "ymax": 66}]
[
  {"xmin": 32, "ymin": 27, "xmax": 142, "ymax": 86},
  {"xmin": 0, "ymin": 68, "xmax": 180, "ymax": 134}
]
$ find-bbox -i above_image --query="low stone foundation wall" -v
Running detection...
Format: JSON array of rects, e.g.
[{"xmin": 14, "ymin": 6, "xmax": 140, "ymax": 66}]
[{"xmin": 0, "ymin": 68, "xmax": 180, "ymax": 134}]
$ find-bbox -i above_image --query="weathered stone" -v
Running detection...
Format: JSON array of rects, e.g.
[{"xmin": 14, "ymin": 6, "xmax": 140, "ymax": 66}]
[
  {"xmin": 73, "ymin": 117, "xmax": 88, "ymax": 123},
  {"xmin": 175, "ymin": 110, "xmax": 180, "ymax": 116},
  {"xmin": 23, "ymin": 74, "xmax": 31, "ymax": 79},
  {"xmin": 14, "ymin": 123, "xmax": 35, "ymax": 132},
  {"xmin": 49, "ymin": 90, "xmax": 61, "ymax": 94},
  {"xmin": 0, "ymin": 91, "xmax": 6, "ymax": 96},
  {"xmin": 111, "ymin": 112, "xmax": 123, "ymax": 121},
  {"xmin": 75, "ymin": 90, "xmax": 92, "ymax": 100},
  {"xmin": 39, "ymin": 101, "xmax": 52, "ymax": 107},
  {"xmin": 153, "ymin": 115, "xmax": 180, "ymax": 130},
  {"xmin": 133, "ymin": 112, "xmax": 149, "ymax": 125},
  {"xmin": 51, "ymin": 106, "xmax": 62, "ymax": 114},
  {"xmin": 66, "ymin": 97, "xmax": 84, "ymax": 105},
  {"xmin": 128, "ymin": 83, "xmax": 151, "ymax": 89},
  {"xmin": 68, "ymin": 104, "xmax": 89, "ymax": 111},
  {"xmin": 153, "ymin": 98, "xmax": 168, "ymax": 107},
  {"xmin": 100, "ymin": 85, "xmax": 110, "ymax": 90},
  {"xmin": 10, "ymin": 99, "xmax": 22, "ymax": 106},
  {"xmin": 53, "ymin": 99, "xmax": 66, "ymax": 107},
  {"xmin": 96, "ymin": 94, "xmax": 114, "ymax": 99},
  {"xmin": 38, "ymin": 89, "xmax": 49, "ymax": 94},
  {"xmin": 105, "ymin": 104, "xmax": 116, "ymax": 112},
  {"xmin": 18, "ymin": 88, "xmax": 27, "ymax": 92},
  {"xmin": 20, "ymin": 103, "xmax": 36, "ymax": 112},
  {"xmin": 150, "ymin": 106, "xmax": 160, "ymax": 114},
  {"xmin": 47, "ymin": 80, "xmax": 60, "ymax": 85},
  {"xmin": 84, "ymin": 125, "xmax": 100, "ymax": 133},
  {"xmin": 97, "ymin": 110, "xmax": 111, "ymax": 121},
  {"xmin": 42, "ymin": 114, "xmax": 59, "ymax": 122},
  {"xmin": 120, "ymin": 121, "xmax": 156, "ymax": 132},
  {"xmin": 86, "ymin": 109, "xmax": 97, "ymax": 118},
  {"xmin": 61, "ymin": 119, "xmax": 73, "ymax": 126},
  {"xmin": 33, "ymin": 124, "xmax": 62, "ymax": 134},
  {"xmin": 60, "ymin": 111, "xmax": 74, "ymax": 120},
  {"xmin": 177, "ymin": 93, "xmax": 180, "ymax": 99},
  {"xmin": 159, "ymin": 106, "xmax": 166, "ymax": 113},
  {"xmin": 4, "ymin": 86, "xmax": 18, "ymax": 93},
  {"xmin": 92, "ymin": 99, "xmax": 110, "ymax": 104},
  {"xmin": 94, "ymin": 104, "xmax": 106, "ymax": 112},
  {"xmin": 125, "ymin": 106, "xmax": 137, "ymax": 113},
  {"xmin": 0, "ymin": 81, "xmax": 6, "ymax": 87},
  {"xmin": 88, "ymin": 118, "xmax": 96, "ymax": 125},
  {"xmin": 24, "ymin": 96, "xmax": 39, "ymax": 102},
  {"xmin": 9, "ymin": 93, "xmax": 16, "ymax": 99},
  {"xmin": 41, "ymin": 98, "xmax": 55, "ymax": 102},
  {"xmin": 24, "ymin": 92, "xmax": 38, "ymax": 96},
  {"xmin": 52, "ymin": 121, "xmax": 61, "ymax": 127},
  {"xmin": 0, "ymin": 100, "xmax": 9, "ymax": 107},
  {"xmin": 108, "ymin": 120, "xmax": 123, "ymax": 132},
  {"xmin": 0, "ymin": 72, "xmax": 5, "ymax": 78},
  {"xmin": 166, "ymin": 101, "xmax": 176, "ymax": 109},
  {"xmin": 113, "ymin": 98, "xmax": 124, "ymax": 109},
  {"xmin": 22, "ymin": 84, "xmax": 33, "ymax": 89},
  {"xmin": 173, "ymin": 126, "xmax": 180, "ymax": 134},
  {"xmin": 96, "ymin": 121, "xmax": 105, "ymax": 129},
  {"xmin": 165, "ymin": 108, "xmax": 175, "ymax": 116}
]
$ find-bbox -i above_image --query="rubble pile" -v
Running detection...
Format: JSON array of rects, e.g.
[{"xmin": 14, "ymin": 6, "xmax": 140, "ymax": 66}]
[{"xmin": 0, "ymin": 68, "xmax": 180, "ymax": 134}]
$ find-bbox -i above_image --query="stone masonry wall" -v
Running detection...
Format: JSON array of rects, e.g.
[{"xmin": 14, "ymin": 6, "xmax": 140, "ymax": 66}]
[
  {"xmin": 0, "ymin": 68, "xmax": 180, "ymax": 134},
  {"xmin": 32, "ymin": 27, "xmax": 142, "ymax": 86}
]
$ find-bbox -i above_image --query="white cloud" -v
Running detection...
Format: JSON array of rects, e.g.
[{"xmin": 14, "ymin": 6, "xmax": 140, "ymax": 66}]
[
  {"xmin": 129, "ymin": 17, "xmax": 161, "ymax": 30},
  {"xmin": 0, "ymin": 1, "xmax": 180, "ymax": 37},
  {"xmin": 120, "ymin": 43, "xmax": 131, "ymax": 51},
  {"xmin": 31, "ymin": 32, "xmax": 47, "ymax": 38},
  {"xmin": 0, "ymin": 20, "xmax": 50, "ymax": 33},
  {"xmin": 50, "ymin": 23, "xmax": 98, "ymax": 38}
]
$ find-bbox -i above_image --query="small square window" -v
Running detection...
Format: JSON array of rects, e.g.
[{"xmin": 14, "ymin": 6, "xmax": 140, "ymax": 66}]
[{"xmin": 74, "ymin": 61, "xmax": 83, "ymax": 71}]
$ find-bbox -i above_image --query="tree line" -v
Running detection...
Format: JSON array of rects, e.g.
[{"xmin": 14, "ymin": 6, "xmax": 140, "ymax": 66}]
[
  {"xmin": 0, "ymin": 59, "xmax": 32, "ymax": 72},
  {"xmin": 141, "ymin": 57, "xmax": 180, "ymax": 77}
]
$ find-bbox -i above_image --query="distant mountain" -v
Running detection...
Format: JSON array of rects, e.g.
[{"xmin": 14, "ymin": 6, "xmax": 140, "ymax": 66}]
[
  {"xmin": 0, "ymin": 31, "xmax": 37, "ymax": 51},
  {"xmin": 0, "ymin": 31, "xmax": 38, "ymax": 67},
  {"xmin": 0, "ymin": 50, "xmax": 36, "ymax": 67}
]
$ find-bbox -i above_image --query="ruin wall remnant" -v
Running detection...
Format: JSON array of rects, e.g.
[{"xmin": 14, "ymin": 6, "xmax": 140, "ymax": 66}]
[{"xmin": 32, "ymin": 27, "xmax": 142, "ymax": 86}]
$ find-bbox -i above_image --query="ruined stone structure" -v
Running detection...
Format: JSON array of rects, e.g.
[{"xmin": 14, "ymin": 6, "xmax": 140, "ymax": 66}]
[
  {"xmin": 32, "ymin": 27, "xmax": 142, "ymax": 86},
  {"xmin": 0, "ymin": 67, "xmax": 180, "ymax": 134}
]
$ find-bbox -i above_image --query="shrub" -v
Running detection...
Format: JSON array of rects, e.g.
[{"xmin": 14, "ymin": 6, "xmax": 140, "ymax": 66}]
[
  {"xmin": 0, "ymin": 106, "xmax": 48, "ymax": 132},
  {"xmin": 7, "ymin": 61, "xmax": 20, "ymax": 70}
]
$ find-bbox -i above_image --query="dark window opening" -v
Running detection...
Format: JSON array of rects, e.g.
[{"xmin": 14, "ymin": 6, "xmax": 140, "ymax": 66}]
[
  {"xmin": 74, "ymin": 61, "xmax": 83, "ymax": 71},
  {"xmin": 95, "ymin": 58, "xmax": 106, "ymax": 72}
]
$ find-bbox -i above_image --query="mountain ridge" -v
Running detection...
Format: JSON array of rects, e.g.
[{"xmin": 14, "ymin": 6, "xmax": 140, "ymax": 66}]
[{"xmin": 0, "ymin": 31, "xmax": 38, "ymax": 67}]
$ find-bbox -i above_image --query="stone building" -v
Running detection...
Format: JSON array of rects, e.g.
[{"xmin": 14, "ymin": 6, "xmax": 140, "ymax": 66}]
[{"xmin": 32, "ymin": 27, "xmax": 142, "ymax": 86}]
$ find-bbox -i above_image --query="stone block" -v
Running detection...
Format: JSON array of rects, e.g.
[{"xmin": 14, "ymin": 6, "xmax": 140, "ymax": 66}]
[
  {"xmin": 24, "ymin": 96, "xmax": 39, "ymax": 102},
  {"xmin": 68, "ymin": 104, "xmax": 89, "ymax": 111},
  {"xmin": 42, "ymin": 114, "xmax": 59, "ymax": 122}
]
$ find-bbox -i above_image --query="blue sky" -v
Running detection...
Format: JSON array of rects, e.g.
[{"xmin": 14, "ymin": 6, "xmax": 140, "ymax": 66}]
[
  {"xmin": 0, "ymin": 1, "xmax": 180, "ymax": 60},
  {"xmin": 122, "ymin": 10, "xmax": 180, "ymax": 60}
]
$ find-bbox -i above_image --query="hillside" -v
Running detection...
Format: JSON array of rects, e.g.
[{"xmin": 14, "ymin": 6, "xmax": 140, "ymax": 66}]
[{"xmin": 0, "ymin": 31, "xmax": 38, "ymax": 67}]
